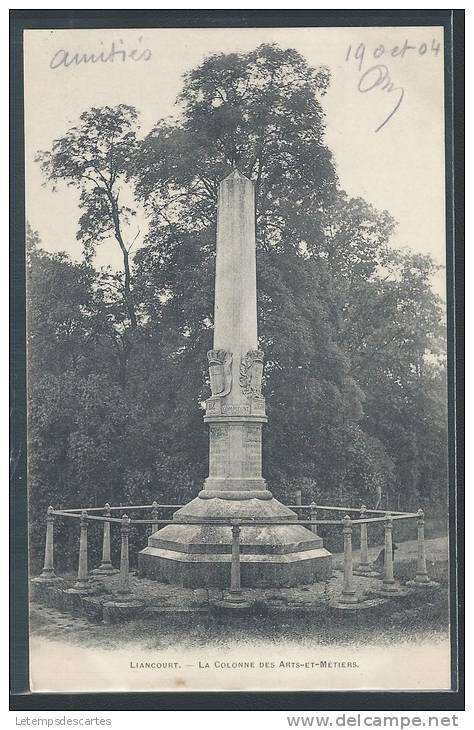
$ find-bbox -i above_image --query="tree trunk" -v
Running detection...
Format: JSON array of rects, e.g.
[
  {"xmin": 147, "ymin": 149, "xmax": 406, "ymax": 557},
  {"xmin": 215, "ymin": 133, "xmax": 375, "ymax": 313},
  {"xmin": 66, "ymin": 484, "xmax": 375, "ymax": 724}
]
[{"xmin": 109, "ymin": 194, "xmax": 138, "ymax": 328}]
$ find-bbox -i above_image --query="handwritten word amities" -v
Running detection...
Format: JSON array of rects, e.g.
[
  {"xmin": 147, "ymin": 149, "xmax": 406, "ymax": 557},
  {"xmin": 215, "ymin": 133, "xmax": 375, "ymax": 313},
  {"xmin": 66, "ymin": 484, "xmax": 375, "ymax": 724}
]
[{"xmin": 50, "ymin": 38, "xmax": 152, "ymax": 70}]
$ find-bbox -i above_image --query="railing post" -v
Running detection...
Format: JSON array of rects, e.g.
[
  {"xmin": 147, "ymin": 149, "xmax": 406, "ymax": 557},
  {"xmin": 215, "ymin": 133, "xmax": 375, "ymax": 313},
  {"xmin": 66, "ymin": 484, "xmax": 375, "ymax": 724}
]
[
  {"xmin": 414, "ymin": 508, "xmax": 430, "ymax": 584},
  {"xmin": 294, "ymin": 488, "xmax": 302, "ymax": 520},
  {"xmin": 118, "ymin": 514, "xmax": 131, "ymax": 595},
  {"xmin": 38, "ymin": 506, "xmax": 60, "ymax": 581},
  {"xmin": 102, "ymin": 503, "xmax": 112, "ymax": 568},
  {"xmin": 381, "ymin": 513, "xmax": 398, "ymax": 593},
  {"xmin": 230, "ymin": 521, "xmax": 241, "ymax": 595},
  {"xmin": 151, "ymin": 501, "xmax": 159, "ymax": 534},
  {"xmin": 92, "ymin": 503, "xmax": 117, "ymax": 575},
  {"xmin": 340, "ymin": 515, "xmax": 358, "ymax": 603},
  {"xmin": 73, "ymin": 511, "xmax": 90, "ymax": 590},
  {"xmin": 358, "ymin": 504, "xmax": 371, "ymax": 573},
  {"xmin": 310, "ymin": 501, "xmax": 318, "ymax": 535}
]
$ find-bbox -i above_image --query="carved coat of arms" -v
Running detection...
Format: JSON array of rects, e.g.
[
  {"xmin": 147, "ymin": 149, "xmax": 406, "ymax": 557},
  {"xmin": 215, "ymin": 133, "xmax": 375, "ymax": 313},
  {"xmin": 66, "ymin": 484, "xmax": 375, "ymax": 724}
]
[
  {"xmin": 207, "ymin": 349, "xmax": 233, "ymax": 397},
  {"xmin": 239, "ymin": 349, "xmax": 264, "ymax": 398}
]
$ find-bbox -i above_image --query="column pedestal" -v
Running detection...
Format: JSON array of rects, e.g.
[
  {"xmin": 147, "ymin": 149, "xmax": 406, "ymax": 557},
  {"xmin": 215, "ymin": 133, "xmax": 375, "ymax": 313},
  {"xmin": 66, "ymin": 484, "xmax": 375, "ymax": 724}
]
[{"xmin": 138, "ymin": 493, "xmax": 332, "ymax": 588}]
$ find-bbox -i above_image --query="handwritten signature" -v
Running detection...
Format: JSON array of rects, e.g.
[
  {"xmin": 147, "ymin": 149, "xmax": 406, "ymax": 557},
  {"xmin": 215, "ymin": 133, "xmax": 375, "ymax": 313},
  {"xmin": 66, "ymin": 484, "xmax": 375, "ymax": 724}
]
[
  {"xmin": 357, "ymin": 64, "xmax": 404, "ymax": 133},
  {"xmin": 345, "ymin": 39, "xmax": 441, "ymax": 132},
  {"xmin": 50, "ymin": 37, "xmax": 152, "ymax": 70}
]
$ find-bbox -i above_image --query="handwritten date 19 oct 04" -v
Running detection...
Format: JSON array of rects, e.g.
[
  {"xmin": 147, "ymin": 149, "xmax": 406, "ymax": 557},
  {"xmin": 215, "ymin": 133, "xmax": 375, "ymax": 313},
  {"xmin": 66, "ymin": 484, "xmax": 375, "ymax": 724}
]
[{"xmin": 345, "ymin": 38, "xmax": 441, "ymax": 133}]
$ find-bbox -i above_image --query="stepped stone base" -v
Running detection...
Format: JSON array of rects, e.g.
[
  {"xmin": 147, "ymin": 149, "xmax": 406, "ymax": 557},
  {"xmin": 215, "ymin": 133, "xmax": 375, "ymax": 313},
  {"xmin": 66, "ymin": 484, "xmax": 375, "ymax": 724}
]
[{"xmin": 138, "ymin": 494, "xmax": 332, "ymax": 588}]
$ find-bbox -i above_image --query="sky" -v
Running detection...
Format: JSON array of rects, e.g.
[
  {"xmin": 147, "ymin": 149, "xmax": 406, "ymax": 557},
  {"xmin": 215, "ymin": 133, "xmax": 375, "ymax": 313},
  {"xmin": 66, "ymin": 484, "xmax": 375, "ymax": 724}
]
[{"xmin": 24, "ymin": 26, "xmax": 446, "ymax": 297}]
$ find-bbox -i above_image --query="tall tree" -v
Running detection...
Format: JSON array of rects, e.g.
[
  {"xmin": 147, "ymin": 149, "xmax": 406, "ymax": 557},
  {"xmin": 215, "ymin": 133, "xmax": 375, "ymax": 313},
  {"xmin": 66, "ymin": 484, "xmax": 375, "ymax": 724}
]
[
  {"xmin": 36, "ymin": 104, "xmax": 141, "ymax": 330},
  {"xmin": 131, "ymin": 43, "xmax": 446, "ymax": 508},
  {"xmin": 131, "ymin": 44, "xmax": 398, "ymax": 505},
  {"xmin": 134, "ymin": 44, "xmax": 336, "ymax": 246}
]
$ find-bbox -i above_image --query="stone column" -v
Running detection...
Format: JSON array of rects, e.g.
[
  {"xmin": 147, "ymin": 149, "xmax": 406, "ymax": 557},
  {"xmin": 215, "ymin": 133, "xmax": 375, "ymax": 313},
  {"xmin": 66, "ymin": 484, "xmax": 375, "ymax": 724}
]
[
  {"xmin": 295, "ymin": 489, "xmax": 302, "ymax": 519},
  {"xmin": 203, "ymin": 169, "xmax": 268, "ymax": 499},
  {"xmin": 92, "ymin": 503, "xmax": 117, "ymax": 575},
  {"xmin": 102, "ymin": 504, "xmax": 112, "ymax": 567},
  {"xmin": 40, "ymin": 506, "xmax": 55, "ymax": 578},
  {"xmin": 340, "ymin": 515, "xmax": 358, "ymax": 603},
  {"xmin": 358, "ymin": 504, "xmax": 371, "ymax": 573},
  {"xmin": 137, "ymin": 168, "xmax": 333, "ymax": 588},
  {"xmin": 381, "ymin": 513, "xmax": 399, "ymax": 593},
  {"xmin": 73, "ymin": 511, "xmax": 90, "ymax": 591},
  {"xmin": 310, "ymin": 501, "xmax": 318, "ymax": 535},
  {"xmin": 414, "ymin": 508, "xmax": 430, "ymax": 584},
  {"xmin": 214, "ymin": 170, "xmax": 257, "ymax": 362},
  {"xmin": 229, "ymin": 521, "xmax": 242, "ymax": 595},
  {"xmin": 151, "ymin": 501, "xmax": 159, "ymax": 534},
  {"xmin": 36, "ymin": 506, "xmax": 63, "ymax": 583},
  {"xmin": 118, "ymin": 514, "xmax": 131, "ymax": 595}
]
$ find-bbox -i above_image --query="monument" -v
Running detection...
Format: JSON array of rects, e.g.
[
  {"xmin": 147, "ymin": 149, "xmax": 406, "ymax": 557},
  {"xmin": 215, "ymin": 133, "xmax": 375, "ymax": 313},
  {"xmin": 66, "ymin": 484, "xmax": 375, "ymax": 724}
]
[{"xmin": 138, "ymin": 169, "xmax": 332, "ymax": 587}]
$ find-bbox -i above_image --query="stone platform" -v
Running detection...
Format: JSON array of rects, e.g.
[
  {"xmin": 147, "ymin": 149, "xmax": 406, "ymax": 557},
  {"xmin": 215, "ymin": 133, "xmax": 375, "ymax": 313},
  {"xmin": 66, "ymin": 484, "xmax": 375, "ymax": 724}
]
[{"xmin": 138, "ymin": 495, "xmax": 332, "ymax": 588}]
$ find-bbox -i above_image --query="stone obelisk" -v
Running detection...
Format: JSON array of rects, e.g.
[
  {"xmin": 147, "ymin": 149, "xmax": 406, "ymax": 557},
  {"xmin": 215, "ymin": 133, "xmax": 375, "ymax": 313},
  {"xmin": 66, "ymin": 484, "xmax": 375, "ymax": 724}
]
[
  {"xmin": 139, "ymin": 169, "xmax": 331, "ymax": 587},
  {"xmin": 204, "ymin": 168, "xmax": 267, "ymax": 498}
]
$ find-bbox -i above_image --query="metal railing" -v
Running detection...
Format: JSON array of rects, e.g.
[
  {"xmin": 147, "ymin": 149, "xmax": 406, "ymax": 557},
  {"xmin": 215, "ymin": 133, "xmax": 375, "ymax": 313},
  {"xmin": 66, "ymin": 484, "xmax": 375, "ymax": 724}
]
[{"xmin": 35, "ymin": 500, "xmax": 432, "ymax": 602}]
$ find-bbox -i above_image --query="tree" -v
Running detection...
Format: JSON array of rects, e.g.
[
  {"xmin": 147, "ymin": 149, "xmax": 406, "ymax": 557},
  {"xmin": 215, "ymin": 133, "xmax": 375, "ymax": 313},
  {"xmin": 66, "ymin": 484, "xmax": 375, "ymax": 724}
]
[
  {"xmin": 134, "ymin": 44, "xmax": 336, "ymax": 246},
  {"xmin": 36, "ymin": 105, "xmax": 141, "ymax": 330},
  {"xmin": 142, "ymin": 45, "xmax": 445, "ymax": 509},
  {"xmin": 131, "ymin": 43, "xmax": 403, "ymax": 505},
  {"xmin": 26, "ymin": 230, "xmax": 208, "ymax": 568}
]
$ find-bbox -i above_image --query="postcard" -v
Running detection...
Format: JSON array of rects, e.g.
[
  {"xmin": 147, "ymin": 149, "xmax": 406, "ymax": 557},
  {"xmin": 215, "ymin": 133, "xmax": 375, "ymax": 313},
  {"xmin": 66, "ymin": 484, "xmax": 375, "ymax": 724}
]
[{"xmin": 19, "ymin": 22, "xmax": 454, "ymax": 694}]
